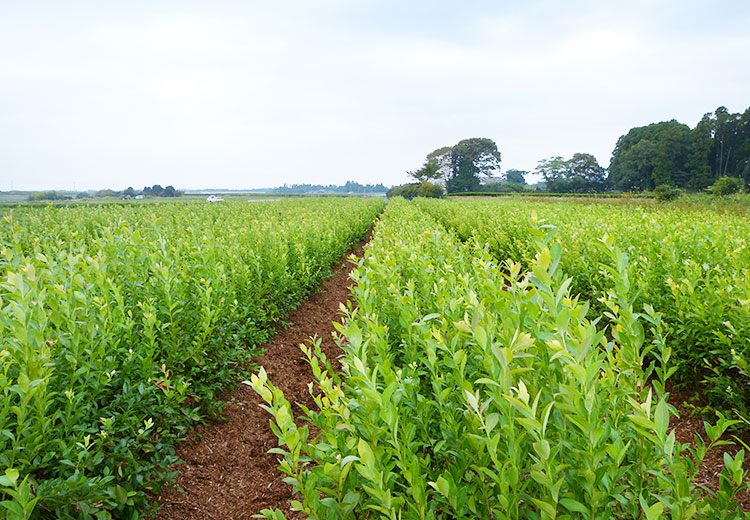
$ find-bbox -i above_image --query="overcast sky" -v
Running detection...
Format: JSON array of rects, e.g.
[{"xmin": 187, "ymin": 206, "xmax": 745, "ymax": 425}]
[{"xmin": 1, "ymin": 1, "xmax": 749, "ymax": 191}]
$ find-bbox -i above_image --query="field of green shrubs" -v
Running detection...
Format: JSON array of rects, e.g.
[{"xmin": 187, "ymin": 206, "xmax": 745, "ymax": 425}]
[
  {"xmin": 0, "ymin": 198, "xmax": 384, "ymax": 519},
  {"xmin": 415, "ymin": 198, "xmax": 750, "ymax": 419},
  {"xmin": 3, "ymin": 194, "xmax": 750, "ymax": 519},
  {"xmin": 254, "ymin": 197, "xmax": 750, "ymax": 519}
]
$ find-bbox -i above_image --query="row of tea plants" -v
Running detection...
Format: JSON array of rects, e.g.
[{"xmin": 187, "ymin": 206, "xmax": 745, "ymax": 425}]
[
  {"xmin": 415, "ymin": 197, "xmax": 750, "ymax": 421},
  {"xmin": 251, "ymin": 198, "xmax": 749, "ymax": 519},
  {"xmin": 0, "ymin": 198, "xmax": 384, "ymax": 519}
]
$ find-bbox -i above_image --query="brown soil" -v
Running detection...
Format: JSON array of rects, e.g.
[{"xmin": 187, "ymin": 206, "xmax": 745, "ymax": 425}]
[
  {"xmin": 153, "ymin": 234, "xmax": 370, "ymax": 520},
  {"xmin": 668, "ymin": 388, "xmax": 750, "ymax": 511}
]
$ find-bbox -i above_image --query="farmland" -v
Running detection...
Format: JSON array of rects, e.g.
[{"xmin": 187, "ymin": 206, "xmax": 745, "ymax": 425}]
[
  {"xmin": 2, "ymin": 195, "xmax": 750, "ymax": 519},
  {"xmin": 252, "ymin": 197, "xmax": 750, "ymax": 519},
  {"xmin": 415, "ymin": 197, "xmax": 750, "ymax": 418},
  {"xmin": 0, "ymin": 198, "xmax": 384, "ymax": 518}
]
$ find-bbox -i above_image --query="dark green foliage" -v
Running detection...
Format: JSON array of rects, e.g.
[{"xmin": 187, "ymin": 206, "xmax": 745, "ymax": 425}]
[
  {"xmin": 703, "ymin": 107, "xmax": 750, "ymax": 180},
  {"xmin": 386, "ymin": 182, "xmax": 444, "ymax": 199},
  {"xmin": 477, "ymin": 181, "xmax": 527, "ymax": 193},
  {"xmin": 711, "ymin": 176, "xmax": 743, "ymax": 196},
  {"xmin": 261, "ymin": 182, "xmax": 388, "ymax": 194},
  {"xmin": 143, "ymin": 184, "xmax": 163, "ymax": 196},
  {"xmin": 535, "ymin": 153, "xmax": 607, "ymax": 193},
  {"xmin": 424, "ymin": 138, "xmax": 502, "ymax": 193},
  {"xmin": 608, "ymin": 106, "xmax": 750, "ymax": 192},
  {"xmin": 27, "ymin": 191, "xmax": 71, "ymax": 201},
  {"xmin": 447, "ymin": 191, "xmax": 645, "ymax": 198},
  {"xmin": 445, "ymin": 167, "xmax": 480, "ymax": 192},
  {"xmin": 504, "ymin": 169, "xmax": 527, "ymax": 184},
  {"xmin": 568, "ymin": 153, "xmax": 607, "ymax": 188},
  {"xmin": 535, "ymin": 156, "xmax": 568, "ymax": 183},
  {"xmin": 653, "ymin": 184, "xmax": 682, "ymax": 201},
  {"xmin": 608, "ymin": 121, "xmax": 694, "ymax": 191},
  {"xmin": 141, "ymin": 185, "xmax": 183, "ymax": 197}
]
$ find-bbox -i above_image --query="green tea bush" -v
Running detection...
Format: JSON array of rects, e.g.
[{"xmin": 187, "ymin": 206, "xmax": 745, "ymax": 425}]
[
  {"xmin": 653, "ymin": 184, "xmax": 682, "ymax": 201},
  {"xmin": 711, "ymin": 176, "xmax": 743, "ymax": 196},
  {"xmin": 251, "ymin": 199, "xmax": 749, "ymax": 519},
  {"xmin": 386, "ymin": 182, "xmax": 444, "ymax": 199},
  {"xmin": 0, "ymin": 198, "xmax": 384, "ymax": 519},
  {"xmin": 415, "ymin": 198, "xmax": 750, "ymax": 422}
]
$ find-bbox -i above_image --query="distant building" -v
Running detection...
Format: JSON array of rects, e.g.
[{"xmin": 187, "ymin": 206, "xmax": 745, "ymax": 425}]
[{"xmin": 478, "ymin": 174, "xmax": 502, "ymax": 185}]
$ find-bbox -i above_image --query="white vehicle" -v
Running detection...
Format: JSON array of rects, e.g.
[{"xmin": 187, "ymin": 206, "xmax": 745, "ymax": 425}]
[{"xmin": 206, "ymin": 195, "xmax": 225, "ymax": 202}]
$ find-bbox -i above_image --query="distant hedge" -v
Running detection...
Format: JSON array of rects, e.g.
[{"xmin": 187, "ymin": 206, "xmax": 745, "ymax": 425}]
[
  {"xmin": 448, "ymin": 191, "xmax": 655, "ymax": 199},
  {"xmin": 27, "ymin": 191, "xmax": 72, "ymax": 201},
  {"xmin": 386, "ymin": 182, "xmax": 444, "ymax": 199}
]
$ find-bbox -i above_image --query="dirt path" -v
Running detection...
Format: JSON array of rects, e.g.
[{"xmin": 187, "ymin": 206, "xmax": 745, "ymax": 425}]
[
  {"xmin": 154, "ymin": 234, "xmax": 369, "ymax": 520},
  {"xmin": 153, "ymin": 226, "xmax": 750, "ymax": 518}
]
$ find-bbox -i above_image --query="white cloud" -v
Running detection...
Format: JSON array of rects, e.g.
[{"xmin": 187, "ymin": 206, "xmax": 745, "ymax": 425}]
[{"xmin": 0, "ymin": 1, "xmax": 748, "ymax": 190}]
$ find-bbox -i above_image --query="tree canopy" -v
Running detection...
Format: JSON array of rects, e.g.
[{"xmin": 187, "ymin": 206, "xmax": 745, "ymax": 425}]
[
  {"xmin": 608, "ymin": 106, "xmax": 750, "ymax": 191},
  {"xmin": 534, "ymin": 153, "xmax": 606, "ymax": 193},
  {"xmin": 424, "ymin": 138, "xmax": 502, "ymax": 193},
  {"xmin": 407, "ymin": 159, "xmax": 442, "ymax": 183},
  {"xmin": 504, "ymin": 169, "xmax": 527, "ymax": 185},
  {"xmin": 406, "ymin": 105, "xmax": 749, "ymax": 196},
  {"xmin": 608, "ymin": 120, "xmax": 694, "ymax": 191}
]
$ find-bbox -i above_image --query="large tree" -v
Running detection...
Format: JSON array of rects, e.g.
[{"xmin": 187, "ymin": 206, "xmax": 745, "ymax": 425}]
[
  {"xmin": 504, "ymin": 169, "xmax": 527, "ymax": 185},
  {"xmin": 535, "ymin": 156, "xmax": 568, "ymax": 183},
  {"xmin": 608, "ymin": 120, "xmax": 694, "ymax": 191},
  {"xmin": 425, "ymin": 138, "xmax": 502, "ymax": 193},
  {"xmin": 568, "ymin": 153, "xmax": 606, "ymax": 186},
  {"xmin": 686, "ymin": 116, "xmax": 714, "ymax": 190},
  {"xmin": 741, "ymin": 107, "xmax": 750, "ymax": 184},
  {"xmin": 534, "ymin": 153, "xmax": 606, "ymax": 193},
  {"xmin": 699, "ymin": 106, "xmax": 750, "ymax": 183},
  {"xmin": 407, "ymin": 159, "xmax": 442, "ymax": 183}
]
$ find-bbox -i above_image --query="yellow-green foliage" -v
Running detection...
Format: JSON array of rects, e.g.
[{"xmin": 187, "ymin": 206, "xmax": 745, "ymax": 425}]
[
  {"xmin": 252, "ymin": 199, "xmax": 749, "ymax": 519},
  {"xmin": 0, "ymin": 198, "xmax": 384, "ymax": 519},
  {"xmin": 415, "ymin": 197, "xmax": 750, "ymax": 418}
]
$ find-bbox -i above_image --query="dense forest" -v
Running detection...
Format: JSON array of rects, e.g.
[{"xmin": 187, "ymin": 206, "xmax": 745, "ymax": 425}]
[{"xmin": 608, "ymin": 106, "xmax": 750, "ymax": 191}]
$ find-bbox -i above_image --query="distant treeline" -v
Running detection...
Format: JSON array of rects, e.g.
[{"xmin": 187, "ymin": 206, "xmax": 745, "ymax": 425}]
[
  {"xmin": 447, "ymin": 191, "xmax": 653, "ymax": 199},
  {"xmin": 395, "ymin": 105, "xmax": 750, "ymax": 199},
  {"xmin": 608, "ymin": 106, "xmax": 750, "ymax": 191},
  {"xmin": 28, "ymin": 185, "xmax": 183, "ymax": 201},
  {"xmin": 253, "ymin": 181, "xmax": 387, "ymax": 194},
  {"xmin": 122, "ymin": 185, "xmax": 182, "ymax": 198},
  {"xmin": 27, "ymin": 191, "xmax": 74, "ymax": 201}
]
